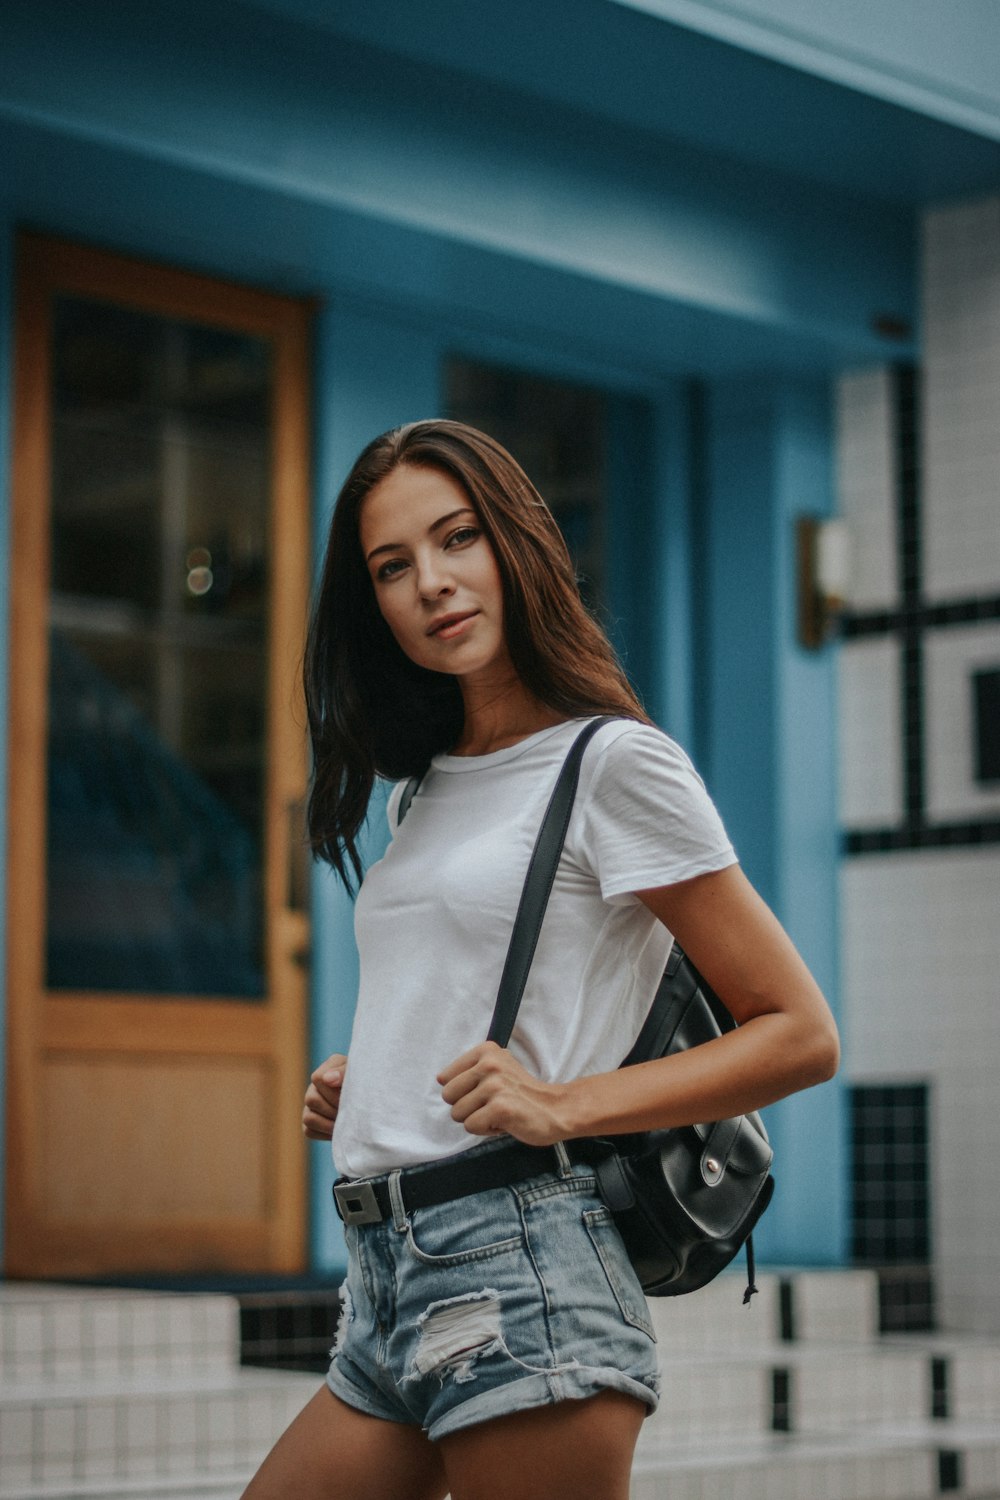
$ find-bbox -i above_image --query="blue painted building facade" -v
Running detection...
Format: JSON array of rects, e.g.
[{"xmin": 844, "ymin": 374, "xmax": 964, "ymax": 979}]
[{"xmin": 2, "ymin": 0, "xmax": 1000, "ymax": 1280}]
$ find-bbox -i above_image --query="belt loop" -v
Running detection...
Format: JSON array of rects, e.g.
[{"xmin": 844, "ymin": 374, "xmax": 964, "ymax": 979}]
[
  {"xmin": 388, "ymin": 1169, "xmax": 408, "ymax": 1231},
  {"xmin": 553, "ymin": 1141, "xmax": 573, "ymax": 1178}
]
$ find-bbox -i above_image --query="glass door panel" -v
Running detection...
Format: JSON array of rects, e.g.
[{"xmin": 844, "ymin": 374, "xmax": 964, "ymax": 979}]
[{"xmin": 47, "ymin": 299, "xmax": 271, "ymax": 996}]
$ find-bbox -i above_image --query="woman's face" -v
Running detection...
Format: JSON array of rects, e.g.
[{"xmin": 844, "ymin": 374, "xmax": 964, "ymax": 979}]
[{"xmin": 359, "ymin": 464, "xmax": 511, "ymax": 685}]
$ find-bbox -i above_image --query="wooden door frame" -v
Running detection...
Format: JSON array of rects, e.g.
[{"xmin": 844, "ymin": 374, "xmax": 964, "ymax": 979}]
[{"xmin": 5, "ymin": 233, "xmax": 313, "ymax": 1276}]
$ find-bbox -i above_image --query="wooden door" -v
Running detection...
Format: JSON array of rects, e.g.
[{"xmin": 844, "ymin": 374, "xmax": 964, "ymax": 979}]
[{"xmin": 5, "ymin": 235, "xmax": 312, "ymax": 1277}]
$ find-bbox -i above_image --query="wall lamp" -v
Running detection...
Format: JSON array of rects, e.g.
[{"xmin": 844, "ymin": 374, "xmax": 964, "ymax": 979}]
[{"xmin": 796, "ymin": 516, "xmax": 851, "ymax": 650}]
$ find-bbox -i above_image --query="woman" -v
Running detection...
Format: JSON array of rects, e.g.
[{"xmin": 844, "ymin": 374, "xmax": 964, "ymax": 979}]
[{"xmin": 243, "ymin": 420, "xmax": 839, "ymax": 1500}]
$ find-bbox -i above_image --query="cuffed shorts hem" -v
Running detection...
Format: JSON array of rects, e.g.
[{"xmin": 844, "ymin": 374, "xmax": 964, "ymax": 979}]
[
  {"xmin": 326, "ymin": 1359, "xmax": 406, "ymax": 1426},
  {"xmin": 425, "ymin": 1366, "xmax": 659, "ymax": 1442},
  {"xmin": 326, "ymin": 1356, "xmax": 657, "ymax": 1441}
]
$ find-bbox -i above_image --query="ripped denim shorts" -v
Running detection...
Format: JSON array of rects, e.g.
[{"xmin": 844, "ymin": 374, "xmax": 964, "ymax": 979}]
[{"xmin": 326, "ymin": 1138, "xmax": 660, "ymax": 1442}]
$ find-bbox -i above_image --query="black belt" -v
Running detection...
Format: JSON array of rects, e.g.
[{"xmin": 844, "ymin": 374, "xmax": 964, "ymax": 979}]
[{"xmin": 332, "ymin": 1138, "xmax": 604, "ymax": 1227}]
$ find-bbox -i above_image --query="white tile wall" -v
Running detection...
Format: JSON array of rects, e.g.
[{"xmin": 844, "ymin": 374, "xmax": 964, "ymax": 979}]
[
  {"xmin": 935, "ymin": 1055, "xmax": 1000, "ymax": 1333},
  {"xmin": 838, "ymin": 637, "xmax": 903, "ymax": 827},
  {"xmin": 841, "ymin": 850, "xmax": 1000, "ymax": 1079},
  {"xmin": 841, "ymin": 849, "xmax": 1000, "ymax": 1331},
  {"xmin": 924, "ymin": 624, "xmax": 1000, "ymax": 821},
  {"xmin": 836, "ymin": 197, "xmax": 1000, "ymax": 1344},
  {"xmin": 835, "ymin": 367, "xmax": 898, "ymax": 610},
  {"xmin": 921, "ymin": 196, "xmax": 1000, "ymax": 603}
]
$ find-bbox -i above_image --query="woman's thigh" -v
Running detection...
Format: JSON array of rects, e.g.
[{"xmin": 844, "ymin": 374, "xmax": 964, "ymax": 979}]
[
  {"xmin": 439, "ymin": 1390, "xmax": 646, "ymax": 1500},
  {"xmin": 240, "ymin": 1385, "xmax": 448, "ymax": 1500}
]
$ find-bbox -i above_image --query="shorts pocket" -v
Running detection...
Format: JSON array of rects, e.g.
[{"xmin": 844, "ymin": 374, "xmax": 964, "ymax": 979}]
[
  {"xmin": 582, "ymin": 1206, "xmax": 656, "ymax": 1340},
  {"xmin": 406, "ymin": 1195, "xmax": 524, "ymax": 1267}
]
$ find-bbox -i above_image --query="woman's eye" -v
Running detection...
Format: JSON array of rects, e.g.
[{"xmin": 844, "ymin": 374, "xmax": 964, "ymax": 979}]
[
  {"xmin": 446, "ymin": 526, "xmax": 480, "ymax": 548},
  {"xmin": 375, "ymin": 558, "xmax": 407, "ymax": 582}
]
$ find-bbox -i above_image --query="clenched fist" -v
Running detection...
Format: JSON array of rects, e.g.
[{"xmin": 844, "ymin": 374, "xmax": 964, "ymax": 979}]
[{"xmin": 302, "ymin": 1054, "xmax": 347, "ymax": 1141}]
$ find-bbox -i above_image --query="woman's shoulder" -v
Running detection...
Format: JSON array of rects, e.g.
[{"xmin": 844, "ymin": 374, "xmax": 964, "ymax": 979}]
[{"xmin": 587, "ymin": 717, "xmax": 701, "ymax": 782}]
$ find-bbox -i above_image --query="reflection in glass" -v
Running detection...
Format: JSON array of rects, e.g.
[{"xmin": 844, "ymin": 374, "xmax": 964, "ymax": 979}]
[{"xmin": 46, "ymin": 299, "xmax": 272, "ymax": 996}]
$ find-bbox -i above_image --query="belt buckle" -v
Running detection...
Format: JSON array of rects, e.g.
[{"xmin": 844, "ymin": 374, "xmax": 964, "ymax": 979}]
[{"xmin": 333, "ymin": 1179, "xmax": 382, "ymax": 1226}]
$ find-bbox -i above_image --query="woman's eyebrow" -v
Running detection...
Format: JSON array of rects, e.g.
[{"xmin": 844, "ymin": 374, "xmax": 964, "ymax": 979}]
[{"xmin": 365, "ymin": 508, "xmax": 477, "ymax": 563}]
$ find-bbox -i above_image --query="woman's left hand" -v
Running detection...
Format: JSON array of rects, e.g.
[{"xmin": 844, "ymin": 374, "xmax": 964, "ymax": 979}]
[{"xmin": 438, "ymin": 1042, "xmax": 566, "ymax": 1147}]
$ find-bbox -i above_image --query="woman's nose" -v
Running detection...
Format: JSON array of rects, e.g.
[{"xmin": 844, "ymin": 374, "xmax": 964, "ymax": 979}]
[{"xmin": 415, "ymin": 555, "xmax": 454, "ymax": 600}]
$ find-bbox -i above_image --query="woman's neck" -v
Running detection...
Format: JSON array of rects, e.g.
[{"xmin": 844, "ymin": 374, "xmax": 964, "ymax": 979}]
[{"xmin": 451, "ymin": 674, "xmax": 566, "ymax": 756}]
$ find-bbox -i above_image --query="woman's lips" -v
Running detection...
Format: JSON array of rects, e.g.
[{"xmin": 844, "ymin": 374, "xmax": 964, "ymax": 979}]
[{"xmin": 428, "ymin": 611, "xmax": 477, "ymax": 640}]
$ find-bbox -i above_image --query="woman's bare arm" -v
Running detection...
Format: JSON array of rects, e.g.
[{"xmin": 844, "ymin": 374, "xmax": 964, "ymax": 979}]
[{"xmin": 439, "ymin": 865, "xmax": 839, "ymax": 1145}]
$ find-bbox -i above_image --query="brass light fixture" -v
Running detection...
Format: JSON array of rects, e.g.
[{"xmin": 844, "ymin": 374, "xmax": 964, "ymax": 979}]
[{"xmin": 796, "ymin": 516, "xmax": 851, "ymax": 649}]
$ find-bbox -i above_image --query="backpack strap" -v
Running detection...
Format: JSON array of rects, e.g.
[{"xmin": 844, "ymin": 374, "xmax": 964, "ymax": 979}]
[
  {"xmin": 487, "ymin": 718, "xmax": 615, "ymax": 1046},
  {"xmin": 396, "ymin": 774, "xmax": 422, "ymax": 826}
]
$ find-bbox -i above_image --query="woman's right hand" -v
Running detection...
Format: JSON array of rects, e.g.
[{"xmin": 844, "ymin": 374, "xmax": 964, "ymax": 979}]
[{"xmin": 302, "ymin": 1054, "xmax": 347, "ymax": 1140}]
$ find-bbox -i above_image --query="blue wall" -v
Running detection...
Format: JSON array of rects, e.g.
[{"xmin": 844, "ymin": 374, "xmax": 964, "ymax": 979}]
[
  {"xmin": 699, "ymin": 377, "xmax": 846, "ymax": 1263},
  {"xmin": 0, "ymin": 0, "xmax": 936, "ymax": 1277}
]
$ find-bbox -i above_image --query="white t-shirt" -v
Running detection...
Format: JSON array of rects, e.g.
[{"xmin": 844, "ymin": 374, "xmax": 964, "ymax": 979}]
[{"xmin": 331, "ymin": 717, "xmax": 737, "ymax": 1179}]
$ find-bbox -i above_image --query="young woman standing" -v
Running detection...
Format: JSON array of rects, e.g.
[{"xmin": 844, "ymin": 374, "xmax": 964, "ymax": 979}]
[{"xmin": 242, "ymin": 420, "xmax": 839, "ymax": 1500}]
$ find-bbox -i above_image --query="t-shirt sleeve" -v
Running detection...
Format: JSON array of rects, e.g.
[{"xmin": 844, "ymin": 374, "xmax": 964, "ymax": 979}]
[{"xmin": 576, "ymin": 724, "xmax": 737, "ymax": 903}]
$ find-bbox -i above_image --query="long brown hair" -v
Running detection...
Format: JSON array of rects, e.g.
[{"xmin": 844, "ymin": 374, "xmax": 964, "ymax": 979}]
[{"xmin": 304, "ymin": 419, "xmax": 649, "ymax": 889}]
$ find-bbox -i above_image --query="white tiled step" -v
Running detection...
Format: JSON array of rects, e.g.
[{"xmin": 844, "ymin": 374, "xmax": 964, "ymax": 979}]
[
  {"xmin": 639, "ymin": 1341, "xmax": 932, "ymax": 1448},
  {"xmin": 0, "ymin": 1289, "xmax": 240, "ymax": 1385},
  {"xmin": 631, "ymin": 1424, "xmax": 1000, "ymax": 1500},
  {"xmin": 1, "ymin": 1339, "xmax": 942, "ymax": 1490},
  {"xmin": 0, "ymin": 1267, "xmax": 880, "ymax": 1384},
  {"xmin": 0, "ymin": 1370, "xmax": 317, "ymax": 1496},
  {"xmin": 12, "ymin": 1432, "xmax": 1000, "ymax": 1500},
  {"xmin": 647, "ymin": 1266, "xmax": 880, "ymax": 1351},
  {"xmin": 1, "ymin": 1479, "xmax": 248, "ymax": 1500}
]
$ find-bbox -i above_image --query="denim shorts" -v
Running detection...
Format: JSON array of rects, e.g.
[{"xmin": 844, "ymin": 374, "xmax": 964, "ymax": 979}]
[{"xmin": 326, "ymin": 1139, "xmax": 660, "ymax": 1442}]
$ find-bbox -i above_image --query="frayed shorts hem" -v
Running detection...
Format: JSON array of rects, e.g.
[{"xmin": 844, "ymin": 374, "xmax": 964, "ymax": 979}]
[{"xmin": 326, "ymin": 1359, "xmax": 658, "ymax": 1442}]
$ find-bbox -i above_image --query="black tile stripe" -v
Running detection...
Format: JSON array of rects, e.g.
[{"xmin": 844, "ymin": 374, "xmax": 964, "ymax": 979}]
[
  {"xmin": 931, "ymin": 1356, "xmax": 949, "ymax": 1420},
  {"xmin": 896, "ymin": 365, "xmax": 925, "ymax": 829},
  {"xmin": 937, "ymin": 1449, "xmax": 962, "ymax": 1493},
  {"xmin": 845, "ymin": 820, "xmax": 1000, "ymax": 853},
  {"xmin": 842, "ymin": 362, "xmax": 1000, "ymax": 855},
  {"xmin": 895, "ymin": 365, "xmax": 921, "ymax": 607},
  {"xmin": 771, "ymin": 1367, "xmax": 792, "ymax": 1432},
  {"xmin": 843, "ymin": 596, "xmax": 1000, "ymax": 636}
]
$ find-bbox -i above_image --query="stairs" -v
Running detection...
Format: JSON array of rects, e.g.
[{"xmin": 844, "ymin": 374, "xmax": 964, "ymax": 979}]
[
  {"xmin": 2, "ymin": 1272, "xmax": 999, "ymax": 1500},
  {"xmin": 634, "ymin": 1270, "xmax": 1000, "ymax": 1499},
  {"xmin": 0, "ymin": 1284, "xmax": 316, "ymax": 1500}
]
